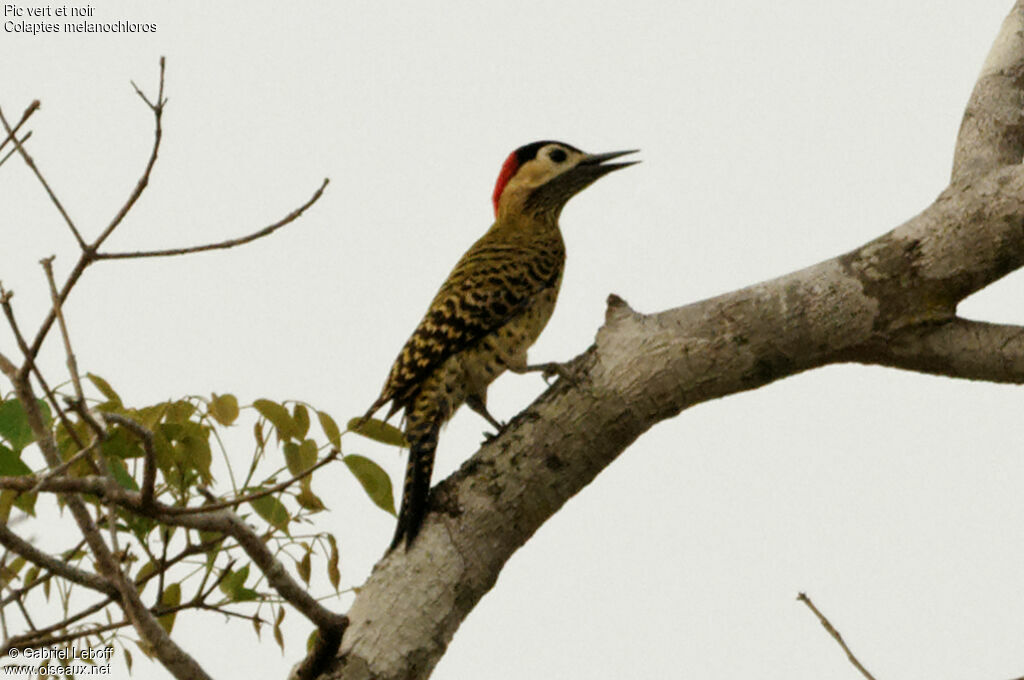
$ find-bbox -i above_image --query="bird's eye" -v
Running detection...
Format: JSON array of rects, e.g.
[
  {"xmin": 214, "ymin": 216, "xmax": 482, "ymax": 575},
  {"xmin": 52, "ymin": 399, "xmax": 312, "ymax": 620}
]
[{"xmin": 549, "ymin": 148, "xmax": 567, "ymax": 163}]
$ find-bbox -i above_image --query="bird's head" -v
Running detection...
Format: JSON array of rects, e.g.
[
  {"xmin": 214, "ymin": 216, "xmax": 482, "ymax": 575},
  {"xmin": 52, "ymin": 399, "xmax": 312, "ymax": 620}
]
[{"xmin": 491, "ymin": 141, "xmax": 638, "ymax": 219}]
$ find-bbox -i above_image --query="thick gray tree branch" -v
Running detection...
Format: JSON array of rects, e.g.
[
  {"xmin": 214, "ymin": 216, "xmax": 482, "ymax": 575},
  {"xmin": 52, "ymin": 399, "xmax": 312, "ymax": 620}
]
[
  {"xmin": 954, "ymin": 3, "xmax": 1024, "ymax": 181},
  {"xmin": 327, "ymin": 4, "xmax": 1024, "ymax": 679},
  {"xmin": 856, "ymin": 317, "xmax": 1024, "ymax": 382}
]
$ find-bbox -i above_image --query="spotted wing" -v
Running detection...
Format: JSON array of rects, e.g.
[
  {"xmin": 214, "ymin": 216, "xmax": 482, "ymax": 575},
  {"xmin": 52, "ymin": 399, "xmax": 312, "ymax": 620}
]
[{"xmin": 373, "ymin": 240, "xmax": 562, "ymax": 415}]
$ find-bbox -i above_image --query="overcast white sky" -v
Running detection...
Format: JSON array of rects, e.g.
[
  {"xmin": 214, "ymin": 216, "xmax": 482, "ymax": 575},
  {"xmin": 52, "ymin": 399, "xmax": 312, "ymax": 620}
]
[{"xmin": 3, "ymin": 1, "xmax": 1023, "ymax": 678}]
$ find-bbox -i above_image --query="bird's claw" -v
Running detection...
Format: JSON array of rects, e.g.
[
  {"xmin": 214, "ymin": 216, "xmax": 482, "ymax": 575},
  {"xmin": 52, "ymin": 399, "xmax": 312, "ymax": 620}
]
[
  {"xmin": 481, "ymin": 421, "xmax": 508, "ymax": 444},
  {"xmin": 529, "ymin": 361, "xmax": 577, "ymax": 385}
]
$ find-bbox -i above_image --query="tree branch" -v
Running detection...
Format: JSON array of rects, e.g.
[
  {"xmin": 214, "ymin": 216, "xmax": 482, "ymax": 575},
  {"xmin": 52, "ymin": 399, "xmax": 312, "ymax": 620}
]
[
  {"xmin": 329, "ymin": 4, "xmax": 1024, "ymax": 678},
  {"xmin": 797, "ymin": 593, "xmax": 876, "ymax": 680},
  {"xmin": 0, "ymin": 524, "xmax": 117, "ymax": 599},
  {"xmin": 94, "ymin": 178, "xmax": 330, "ymax": 261},
  {"xmin": 953, "ymin": 1, "xmax": 1024, "ymax": 182},
  {"xmin": 91, "ymin": 56, "xmax": 166, "ymax": 253},
  {"xmin": 100, "ymin": 412, "xmax": 157, "ymax": 508},
  {"xmin": 0, "ymin": 99, "xmax": 37, "ymax": 156},
  {"xmin": 0, "ymin": 101, "xmax": 86, "ymax": 250},
  {"xmin": 852, "ymin": 317, "xmax": 1024, "ymax": 383}
]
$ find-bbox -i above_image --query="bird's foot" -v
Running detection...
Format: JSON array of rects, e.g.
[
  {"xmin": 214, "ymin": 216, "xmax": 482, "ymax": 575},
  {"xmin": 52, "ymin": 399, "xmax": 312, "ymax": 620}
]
[
  {"xmin": 481, "ymin": 420, "xmax": 508, "ymax": 444},
  {"xmin": 523, "ymin": 360, "xmax": 577, "ymax": 385}
]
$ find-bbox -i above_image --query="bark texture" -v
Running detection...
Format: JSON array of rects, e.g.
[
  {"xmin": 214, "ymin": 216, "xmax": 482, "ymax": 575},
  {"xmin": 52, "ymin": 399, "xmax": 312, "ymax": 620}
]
[{"xmin": 320, "ymin": 4, "xmax": 1024, "ymax": 678}]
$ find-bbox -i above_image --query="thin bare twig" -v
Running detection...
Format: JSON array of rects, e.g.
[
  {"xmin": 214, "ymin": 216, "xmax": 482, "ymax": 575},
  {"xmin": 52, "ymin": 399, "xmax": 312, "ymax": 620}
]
[
  {"xmin": 2, "ymin": 596, "xmax": 112, "ymax": 653},
  {"xmin": 95, "ymin": 177, "xmax": 331, "ymax": 260},
  {"xmin": 0, "ymin": 539, "xmax": 86, "ymax": 607},
  {"xmin": 0, "ymin": 523, "xmax": 117, "ymax": 598},
  {"xmin": 0, "ymin": 131, "xmax": 31, "ymax": 170},
  {"xmin": 0, "ymin": 100, "xmax": 39, "ymax": 156},
  {"xmin": 6, "ymin": 617, "xmax": 127, "ymax": 653},
  {"xmin": 797, "ymin": 593, "xmax": 876, "ymax": 680},
  {"xmin": 0, "ymin": 283, "xmax": 33, "ymax": 367},
  {"xmin": 64, "ymin": 397, "xmax": 106, "ymax": 442},
  {"xmin": 91, "ymin": 56, "xmax": 166, "ymax": 252},
  {"xmin": 0, "ymin": 102, "xmax": 86, "ymax": 250},
  {"xmin": 41, "ymin": 257, "xmax": 85, "ymax": 402},
  {"xmin": 167, "ymin": 446, "xmax": 340, "ymax": 515},
  {"xmin": 29, "ymin": 440, "xmax": 99, "ymax": 495}
]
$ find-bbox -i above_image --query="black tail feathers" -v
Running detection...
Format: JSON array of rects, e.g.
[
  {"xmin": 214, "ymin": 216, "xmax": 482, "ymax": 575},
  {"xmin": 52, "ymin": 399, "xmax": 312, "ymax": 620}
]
[{"xmin": 388, "ymin": 427, "xmax": 439, "ymax": 551}]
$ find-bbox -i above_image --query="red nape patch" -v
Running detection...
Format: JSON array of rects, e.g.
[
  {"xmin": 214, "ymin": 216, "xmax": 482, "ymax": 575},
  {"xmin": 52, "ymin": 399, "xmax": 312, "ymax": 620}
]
[{"xmin": 491, "ymin": 152, "xmax": 520, "ymax": 216}]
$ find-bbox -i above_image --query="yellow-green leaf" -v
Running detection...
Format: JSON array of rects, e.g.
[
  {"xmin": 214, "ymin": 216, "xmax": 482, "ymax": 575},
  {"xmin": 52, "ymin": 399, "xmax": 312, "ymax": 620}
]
[
  {"xmin": 297, "ymin": 550, "xmax": 311, "ymax": 585},
  {"xmin": 327, "ymin": 535, "xmax": 340, "ymax": 590},
  {"xmin": 296, "ymin": 480, "xmax": 326, "ymax": 512},
  {"xmin": 86, "ymin": 373, "xmax": 121, "ymax": 406},
  {"xmin": 254, "ymin": 399, "xmax": 298, "ymax": 441},
  {"xmin": 317, "ymin": 411, "xmax": 342, "ymax": 449},
  {"xmin": 157, "ymin": 583, "xmax": 181, "ymax": 634},
  {"xmin": 209, "ymin": 394, "xmax": 239, "ymax": 426},
  {"xmin": 165, "ymin": 400, "xmax": 195, "ymax": 423},
  {"xmin": 107, "ymin": 457, "xmax": 139, "ymax": 491},
  {"xmin": 219, "ymin": 565, "xmax": 250, "ymax": 598},
  {"xmin": 274, "ymin": 617, "xmax": 285, "ymax": 651},
  {"xmin": 343, "ymin": 454, "xmax": 395, "ymax": 515},
  {"xmin": 0, "ymin": 399, "xmax": 49, "ymax": 453},
  {"xmin": 347, "ymin": 417, "xmax": 407, "ymax": 448},
  {"xmin": 0, "ymin": 489, "xmax": 17, "ymax": 524},
  {"xmin": 0, "ymin": 444, "xmax": 32, "ymax": 477},
  {"xmin": 292, "ymin": 404, "xmax": 310, "ymax": 439},
  {"xmin": 284, "ymin": 439, "xmax": 318, "ymax": 477},
  {"xmin": 135, "ymin": 561, "xmax": 158, "ymax": 592},
  {"xmin": 251, "ymin": 494, "xmax": 290, "ymax": 533}
]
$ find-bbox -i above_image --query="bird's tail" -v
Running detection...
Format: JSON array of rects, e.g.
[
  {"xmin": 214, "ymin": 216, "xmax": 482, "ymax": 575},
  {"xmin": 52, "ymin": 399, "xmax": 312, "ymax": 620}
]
[{"xmin": 388, "ymin": 404, "xmax": 441, "ymax": 551}]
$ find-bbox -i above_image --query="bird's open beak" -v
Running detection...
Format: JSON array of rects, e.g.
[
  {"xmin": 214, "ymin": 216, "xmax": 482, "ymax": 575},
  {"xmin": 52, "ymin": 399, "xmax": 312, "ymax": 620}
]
[{"xmin": 577, "ymin": 149, "xmax": 641, "ymax": 172}]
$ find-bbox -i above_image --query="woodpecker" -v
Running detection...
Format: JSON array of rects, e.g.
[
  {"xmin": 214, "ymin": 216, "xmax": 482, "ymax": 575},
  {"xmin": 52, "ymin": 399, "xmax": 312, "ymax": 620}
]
[{"xmin": 363, "ymin": 140, "xmax": 638, "ymax": 550}]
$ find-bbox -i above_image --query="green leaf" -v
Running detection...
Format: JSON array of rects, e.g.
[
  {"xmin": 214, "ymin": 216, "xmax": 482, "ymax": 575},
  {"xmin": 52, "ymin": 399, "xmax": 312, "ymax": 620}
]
[
  {"xmin": 101, "ymin": 427, "xmax": 142, "ymax": 460},
  {"xmin": 86, "ymin": 373, "xmax": 122, "ymax": 406},
  {"xmin": 295, "ymin": 480, "xmax": 326, "ymax": 512},
  {"xmin": 0, "ymin": 556, "xmax": 26, "ymax": 587},
  {"xmin": 251, "ymin": 494, "xmax": 290, "ymax": 533},
  {"xmin": 0, "ymin": 444, "xmax": 31, "ymax": 477},
  {"xmin": 234, "ymin": 586, "xmax": 259, "ymax": 602},
  {"xmin": 292, "ymin": 404, "xmax": 310, "ymax": 439},
  {"xmin": 157, "ymin": 583, "xmax": 181, "ymax": 634},
  {"xmin": 135, "ymin": 561, "xmax": 158, "ymax": 592},
  {"xmin": 274, "ymin": 606, "xmax": 286, "ymax": 651},
  {"xmin": 24, "ymin": 565, "xmax": 39, "ymax": 589},
  {"xmin": 284, "ymin": 439, "xmax": 317, "ymax": 477},
  {"xmin": 343, "ymin": 454, "xmax": 396, "ymax": 515},
  {"xmin": 317, "ymin": 411, "xmax": 342, "ymax": 449},
  {"xmin": 347, "ymin": 417, "xmax": 407, "ymax": 448},
  {"xmin": 327, "ymin": 534, "xmax": 340, "ymax": 590},
  {"xmin": 0, "ymin": 489, "xmax": 17, "ymax": 524},
  {"xmin": 12, "ymin": 491, "xmax": 35, "ymax": 516},
  {"xmin": 179, "ymin": 424, "xmax": 213, "ymax": 483},
  {"xmin": 164, "ymin": 400, "xmax": 195, "ymax": 423},
  {"xmin": 107, "ymin": 457, "xmax": 139, "ymax": 491},
  {"xmin": 296, "ymin": 549, "xmax": 311, "ymax": 585},
  {"xmin": 0, "ymin": 400, "xmax": 34, "ymax": 452},
  {"xmin": 211, "ymin": 562, "xmax": 256, "ymax": 601},
  {"xmin": 209, "ymin": 394, "xmax": 239, "ymax": 427},
  {"xmin": 253, "ymin": 399, "xmax": 298, "ymax": 441}
]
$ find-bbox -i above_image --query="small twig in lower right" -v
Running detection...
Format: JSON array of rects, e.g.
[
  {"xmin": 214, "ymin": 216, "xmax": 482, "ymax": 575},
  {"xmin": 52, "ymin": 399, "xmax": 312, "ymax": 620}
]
[{"xmin": 797, "ymin": 592, "xmax": 876, "ymax": 680}]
